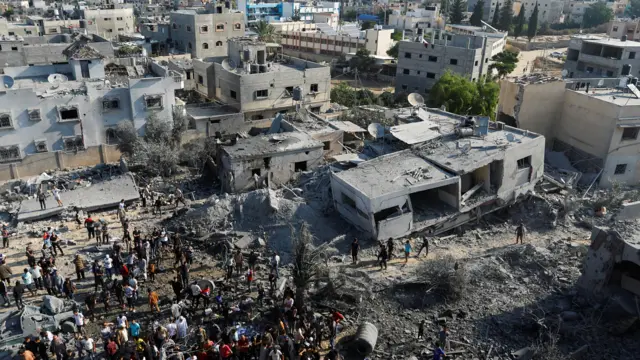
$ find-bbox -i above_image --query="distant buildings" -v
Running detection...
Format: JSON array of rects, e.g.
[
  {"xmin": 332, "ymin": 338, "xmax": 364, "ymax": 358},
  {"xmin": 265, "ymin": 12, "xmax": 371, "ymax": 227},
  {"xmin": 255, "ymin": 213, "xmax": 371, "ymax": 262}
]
[
  {"xmin": 608, "ymin": 19, "xmax": 640, "ymax": 42},
  {"xmin": 82, "ymin": 7, "xmax": 135, "ymax": 39},
  {"xmin": 395, "ymin": 27, "xmax": 506, "ymax": 94},
  {"xmin": 563, "ymin": 35, "xmax": 640, "ymax": 79},
  {"xmin": 235, "ymin": 0, "xmax": 340, "ymax": 24}
]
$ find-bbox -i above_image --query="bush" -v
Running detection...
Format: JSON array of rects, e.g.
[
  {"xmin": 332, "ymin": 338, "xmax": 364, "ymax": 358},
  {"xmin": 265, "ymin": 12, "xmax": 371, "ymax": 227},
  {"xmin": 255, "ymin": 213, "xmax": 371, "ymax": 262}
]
[
  {"xmin": 114, "ymin": 121, "xmax": 139, "ymax": 156},
  {"xmin": 414, "ymin": 255, "xmax": 468, "ymax": 301}
]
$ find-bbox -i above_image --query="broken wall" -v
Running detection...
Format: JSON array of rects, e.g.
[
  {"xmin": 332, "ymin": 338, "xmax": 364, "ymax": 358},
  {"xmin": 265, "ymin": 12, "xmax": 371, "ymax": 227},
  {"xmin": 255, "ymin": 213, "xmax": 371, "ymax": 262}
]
[
  {"xmin": 578, "ymin": 226, "xmax": 627, "ymax": 295},
  {"xmin": 498, "ymin": 133, "xmax": 545, "ymax": 200},
  {"xmin": 330, "ymin": 173, "xmax": 375, "ymax": 237}
]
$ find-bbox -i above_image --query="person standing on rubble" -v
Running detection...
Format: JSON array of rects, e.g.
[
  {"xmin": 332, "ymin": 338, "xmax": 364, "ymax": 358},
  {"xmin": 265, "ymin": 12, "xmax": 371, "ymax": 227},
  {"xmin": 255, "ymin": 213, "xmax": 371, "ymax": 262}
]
[
  {"xmin": 387, "ymin": 238, "xmax": 395, "ymax": 260},
  {"xmin": 174, "ymin": 188, "xmax": 187, "ymax": 208},
  {"xmin": 515, "ymin": 223, "xmax": 525, "ymax": 244},
  {"xmin": 404, "ymin": 240, "xmax": 412, "ymax": 264},
  {"xmin": 37, "ymin": 188, "xmax": 47, "ymax": 210},
  {"xmin": 52, "ymin": 186, "xmax": 63, "ymax": 207},
  {"xmin": 2, "ymin": 225, "xmax": 9, "ymax": 249},
  {"xmin": 416, "ymin": 237, "xmax": 429, "ymax": 258},
  {"xmin": 271, "ymin": 251, "xmax": 280, "ymax": 279},
  {"xmin": 74, "ymin": 255, "xmax": 86, "ymax": 281},
  {"xmin": 225, "ymin": 255, "xmax": 235, "ymax": 280},
  {"xmin": 84, "ymin": 214, "xmax": 95, "ymax": 241},
  {"xmin": 94, "ymin": 220, "xmax": 102, "ymax": 244},
  {"xmin": 118, "ymin": 199, "xmax": 127, "ymax": 222},
  {"xmin": 350, "ymin": 238, "xmax": 360, "ymax": 264},
  {"xmin": 0, "ymin": 278, "xmax": 10, "ymax": 306},
  {"xmin": 50, "ymin": 231, "xmax": 64, "ymax": 256},
  {"xmin": 378, "ymin": 244, "xmax": 388, "ymax": 270}
]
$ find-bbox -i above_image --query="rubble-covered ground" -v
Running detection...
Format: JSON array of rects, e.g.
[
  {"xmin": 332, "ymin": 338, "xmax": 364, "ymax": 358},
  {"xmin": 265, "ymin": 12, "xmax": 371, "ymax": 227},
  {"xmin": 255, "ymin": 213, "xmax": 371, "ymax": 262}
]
[{"xmin": 2, "ymin": 164, "xmax": 640, "ymax": 360}]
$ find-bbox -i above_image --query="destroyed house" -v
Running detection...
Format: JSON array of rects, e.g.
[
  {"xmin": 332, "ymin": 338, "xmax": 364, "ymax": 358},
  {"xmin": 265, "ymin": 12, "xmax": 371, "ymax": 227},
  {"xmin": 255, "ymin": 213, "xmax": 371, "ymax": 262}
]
[
  {"xmin": 218, "ymin": 131, "xmax": 324, "ymax": 193},
  {"xmin": 331, "ymin": 119, "xmax": 545, "ymax": 240}
]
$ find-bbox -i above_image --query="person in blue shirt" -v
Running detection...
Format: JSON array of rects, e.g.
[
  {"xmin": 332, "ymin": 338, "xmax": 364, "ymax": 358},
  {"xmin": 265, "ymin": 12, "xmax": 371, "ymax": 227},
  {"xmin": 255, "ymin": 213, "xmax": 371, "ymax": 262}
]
[
  {"xmin": 129, "ymin": 319, "xmax": 141, "ymax": 339},
  {"xmin": 432, "ymin": 342, "xmax": 446, "ymax": 360},
  {"xmin": 404, "ymin": 240, "xmax": 412, "ymax": 263}
]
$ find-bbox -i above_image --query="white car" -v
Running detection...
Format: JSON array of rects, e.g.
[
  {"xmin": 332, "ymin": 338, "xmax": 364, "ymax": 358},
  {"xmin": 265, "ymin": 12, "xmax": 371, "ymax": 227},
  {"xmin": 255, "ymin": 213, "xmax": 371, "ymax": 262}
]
[{"xmin": 550, "ymin": 51, "xmax": 563, "ymax": 58}]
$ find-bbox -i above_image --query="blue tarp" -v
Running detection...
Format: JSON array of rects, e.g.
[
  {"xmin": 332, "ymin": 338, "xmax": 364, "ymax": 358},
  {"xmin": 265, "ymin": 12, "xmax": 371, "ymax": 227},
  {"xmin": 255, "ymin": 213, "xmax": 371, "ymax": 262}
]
[{"xmin": 358, "ymin": 14, "xmax": 379, "ymax": 21}]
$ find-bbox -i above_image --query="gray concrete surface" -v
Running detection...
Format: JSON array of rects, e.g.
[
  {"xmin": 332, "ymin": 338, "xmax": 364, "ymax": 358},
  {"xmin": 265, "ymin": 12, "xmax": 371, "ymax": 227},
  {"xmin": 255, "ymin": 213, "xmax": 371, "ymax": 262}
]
[
  {"xmin": 618, "ymin": 200, "xmax": 640, "ymax": 220},
  {"xmin": 17, "ymin": 174, "xmax": 139, "ymax": 222}
]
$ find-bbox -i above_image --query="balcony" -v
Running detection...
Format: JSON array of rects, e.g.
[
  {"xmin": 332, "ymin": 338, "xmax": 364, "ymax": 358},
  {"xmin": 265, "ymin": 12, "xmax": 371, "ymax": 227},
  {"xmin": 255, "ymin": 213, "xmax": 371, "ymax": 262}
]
[{"xmin": 578, "ymin": 53, "xmax": 623, "ymax": 69}]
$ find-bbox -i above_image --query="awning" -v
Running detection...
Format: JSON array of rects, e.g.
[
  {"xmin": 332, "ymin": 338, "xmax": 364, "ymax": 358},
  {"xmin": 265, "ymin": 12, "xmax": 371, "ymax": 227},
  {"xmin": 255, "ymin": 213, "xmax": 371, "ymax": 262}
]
[{"xmin": 389, "ymin": 121, "xmax": 442, "ymax": 145}]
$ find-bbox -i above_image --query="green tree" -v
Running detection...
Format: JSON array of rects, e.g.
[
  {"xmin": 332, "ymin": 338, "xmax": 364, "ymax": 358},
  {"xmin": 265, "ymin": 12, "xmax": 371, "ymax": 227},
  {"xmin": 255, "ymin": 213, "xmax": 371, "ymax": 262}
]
[
  {"xmin": 513, "ymin": 5, "xmax": 526, "ymax": 39},
  {"xmin": 378, "ymin": 91, "xmax": 396, "ymax": 107},
  {"xmin": 350, "ymin": 47, "xmax": 376, "ymax": 73},
  {"xmin": 583, "ymin": 2, "xmax": 613, "ymax": 28},
  {"xmin": 361, "ymin": 20, "xmax": 376, "ymax": 30},
  {"xmin": 626, "ymin": 0, "xmax": 640, "ymax": 18},
  {"xmin": 469, "ymin": 0, "xmax": 485, "ymax": 26},
  {"xmin": 489, "ymin": 50, "xmax": 519, "ymax": 78},
  {"xmin": 391, "ymin": 30, "xmax": 403, "ymax": 41},
  {"xmin": 527, "ymin": 3, "xmax": 539, "ymax": 41},
  {"xmin": 291, "ymin": 223, "xmax": 328, "ymax": 313},
  {"xmin": 387, "ymin": 42, "xmax": 399, "ymax": 58},
  {"xmin": 499, "ymin": 0, "xmax": 513, "ymax": 31},
  {"xmin": 343, "ymin": 9, "xmax": 357, "ymax": 21},
  {"xmin": 441, "ymin": 0, "xmax": 449, "ymax": 18},
  {"xmin": 331, "ymin": 82, "xmax": 358, "ymax": 107},
  {"xmin": 253, "ymin": 20, "xmax": 276, "ymax": 42},
  {"xmin": 491, "ymin": 2, "xmax": 500, "ymax": 28},
  {"xmin": 2, "ymin": 8, "xmax": 13, "ymax": 19},
  {"xmin": 449, "ymin": 0, "xmax": 465, "ymax": 24},
  {"xmin": 429, "ymin": 72, "xmax": 499, "ymax": 118}
]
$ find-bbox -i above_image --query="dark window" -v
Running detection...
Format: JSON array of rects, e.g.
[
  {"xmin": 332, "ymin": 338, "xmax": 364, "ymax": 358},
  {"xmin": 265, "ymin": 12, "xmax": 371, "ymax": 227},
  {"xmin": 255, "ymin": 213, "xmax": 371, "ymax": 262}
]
[
  {"xmin": 0, "ymin": 114, "xmax": 11, "ymax": 128},
  {"xmin": 310, "ymin": 83, "xmax": 319, "ymax": 92},
  {"xmin": 252, "ymin": 168, "xmax": 261, "ymax": 176},
  {"xmin": 285, "ymin": 86, "xmax": 294, "ymax": 97},
  {"xmin": 622, "ymin": 127, "xmax": 639, "ymax": 140},
  {"xmin": 263, "ymin": 157, "xmax": 271, "ymax": 168},
  {"xmin": 203, "ymin": 43, "xmax": 209, "ymax": 49},
  {"xmin": 216, "ymin": 24, "xmax": 225, "ymax": 31},
  {"xmin": 60, "ymin": 108, "xmax": 79, "ymax": 120},
  {"xmin": 117, "ymin": 17, "xmax": 123, "ymax": 20},
  {"xmin": 294, "ymin": 161, "xmax": 307, "ymax": 172},
  {"xmin": 216, "ymin": 41, "xmax": 223, "ymax": 47},
  {"xmin": 615, "ymin": 164, "xmax": 627, "ymax": 174},
  {"xmin": 517, "ymin": 156, "xmax": 531, "ymax": 169},
  {"xmin": 234, "ymin": 23, "xmax": 242, "ymax": 30},
  {"xmin": 35, "ymin": 141, "xmax": 47, "ymax": 152},
  {"xmin": 426, "ymin": 72, "xmax": 435, "ymax": 79},
  {"xmin": 428, "ymin": 56, "xmax": 437, "ymax": 62},
  {"xmin": 401, "ymin": 84, "xmax": 408, "ymax": 90},
  {"xmin": 256, "ymin": 89, "xmax": 268, "ymax": 98},
  {"xmin": 198, "ymin": 75, "xmax": 204, "ymax": 84},
  {"xmin": 404, "ymin": 52, "xmax": 411, "ymax": 58},
  {"xmin": 201, "ymin": 25, "xmax": 209, "ymax": 33},
  {"xmin": 28, "ymin": 109, "xmax": 41, "ymax": 121},
  {"xmin": 145, "ymin": 96, "xmax": 163, "ymax": 109},
  {"xmin": 403, "ymin": 69, "xmax": 410, "ymax": 74},
  {"xmin": 449, "ymin": 58, "xmax": 458, "ymax": 65},
  {"xmin": 230, "ymin": 90, "xmax": 237, "ymax": 99},
  {"xmin": 630, "ymin": 52, "xmax": 636, "ymax": 59},
  {"xmin": 186, "ymin": 26, "xmax": 192, "ymax": 32},
  {"xmin": 0, "ymin": 146, "xmax": 20, "ymax": 161},
  {"xmin": 8, "ymin": 32, "xmax": 14, "ymax": 36},
  {"xmin": 606, "ymin": 70, "xmax": 614, "ymax": 77},
  {"xmin": 11, "ymin": 46, "xmax": 18, "ymax": 51},
  {"xmin": 103, "ymin": 99, "xmax": 119, "ymax": 110},
  {"xmin": 323, "ymin": 141, "xmax": 331, "ymax": 150},
  {"xmin": 341, "ymin": 192, "xmax": 356, "ymax": 209}
]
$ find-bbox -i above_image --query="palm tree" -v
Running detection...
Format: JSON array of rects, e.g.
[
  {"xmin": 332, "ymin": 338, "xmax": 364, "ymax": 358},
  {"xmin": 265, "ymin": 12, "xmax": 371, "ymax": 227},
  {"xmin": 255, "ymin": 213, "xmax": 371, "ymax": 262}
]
[
  {"xmin": 292, "ymin": 223, "xmax": 328, "ymax": 312},
  {"xmin": 253, "ymin": 20, "xmax": 276, "ymax": 42}
]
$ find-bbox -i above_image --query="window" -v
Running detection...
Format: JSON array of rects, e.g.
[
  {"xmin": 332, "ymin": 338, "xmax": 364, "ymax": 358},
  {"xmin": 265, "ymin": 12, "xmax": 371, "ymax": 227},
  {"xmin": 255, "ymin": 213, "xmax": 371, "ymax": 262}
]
[
  {"xmin": 58, "ymin": 106, "xmax": 80, "ymax": 122},
  {"xmin": 186, "ymin": 26, "xmax": 192, "ymax": 32},
  {"xmin": 11, "ymin": 46, "xmax": 17, "ymax": 51},
  {"xmin": 25, "ymin": 30, "xmax": 32, "ymax": 35},
  {"xmin": 401, "ymin": 84, "xmax": 408, "ymax": 90},
  {"xmin": 35, "ymin": 140, "xmax": 47, "ymax": 153},
  {"xmin": 284, "ymin": 86, "xmax": 294, "ymax": 97},
  {"xmin": 173, "ymin": 23, "xmax": 177, "ymax": 29},
  {"xmin": 198, "ymin": 75, "xmax": 204, "ymax": 84},
  {"xmin": 63, "ymin": 136, "xmax": 84, "ymax": 152},
  {"xmin": 310, "ymin": 83, "xmax": 318, "ymax": 92},
  {"xmin": 404, "ymin": 52, "xmax": 411, "ymax": 58},
  {"xmin": 615, "ymin": 164, "xmax": 627, "ymax": 174},
  {"xmin": 216, "ymin": 24, "xmax": 225, "ymax": 31},
  {"xmin": 294, "ymin": 161, "xmax": 307, "ymax": 172},
  {"xmin": 216, "ymin": 41, "xmax": 223, "ymax": 47},
  {"xmin": 449, "ymin": 58, "xmax": 458, "ymax": 65},
  {"xmin": 103, "ymin": 98, "xmax": 120, "ymax": 111},
  {"xmin": 117, "ymin": 28, "xmax": 124, "ymax": 31},
  {"xmin": 0, "ymin": 146, "xmax": 20, "ymax": 162},
  {"xmin": 255, "ymin": 89, "xmax": 268, "ymax": 99},
  {"xmin": 106, "ymin": 129, "xmax": 118, "ymax": 145},
  {"xmin": 234, "ymin": 23, "xmax": 242, "ymax": 30},
  {"xmin": 117, "ymin": 17, "xmax": 123, "ymax": 20},
  {"xmin": 107, "ymin": 29, "xmax": 113, "ymax": 33},
  {"xmin": 426, "ymin": 72, "xmax": 436, "ymax": 79},
  {"xmin": 28, "ymin": 109, "xmax": 41, "ymax": 121},
  {"xmin": 230, "ymin": 90, "xmax": 237, "ymax": 99},
  {"xmin": 322, "ymin": 141, "xmax": 331, "ymax": 150},
  {"xmin": 517, "ymin": 155, "xmax": 531, "ymax": 169},
  {"xmin": 630, "ymin": 52, "xmax": 636, "ymax": 59},
  {"xmin": 403, "ymin": 69, "xmax": 410, "ymax": 75},
  {"xmin": 428, "ymin": 56, "xmax": 437, "ymax": 62},
  {"xmin": 203, "ymin": 42, "xmax": 209, "ymax": 49},
  {"xmin": 0, "ymin": 114, "xmax": 12, "ymax": 129},
  {"xmin": 341, "ymin": 192, "xmax": 356, "ymax": 209},
  {"xmin": 49, "ymin": 28, "xmax": 58, "ymax": 33},
  {"xmin": 144, "ymin": 95, "xmax": 163, "ymax": 109},
  {"xmin": 188, "ymin": 42, "xmax": 192, "ymax": 50},
  {"xmin": 613, "ymin": 26, "xmax": 619, "ymax": 31},
  {"xmin": 200, "ymin": 25, "xmax": 208, "ymax": 33},
  {"xmin": 607, "ymin": 70, "xmax": 614, "ymax": 77},
  {"xmin": 622, "ymin": 127, "xmax": 639, "ymax": 140},
  {"xmin": 104, "ymin": 18, "xmax": 112, "ymax": 21}
]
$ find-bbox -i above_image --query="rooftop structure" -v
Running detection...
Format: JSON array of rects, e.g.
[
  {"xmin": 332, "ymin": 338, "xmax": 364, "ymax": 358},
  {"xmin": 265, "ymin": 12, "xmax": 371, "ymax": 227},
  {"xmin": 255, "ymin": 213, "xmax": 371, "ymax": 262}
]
[
  {"xmin": 331, "ymin": 107, "xmax": 545, "ymax": 240},
  {"xmin": 564, "ymin": 35, "xmax": 640, "ymax": 79}
]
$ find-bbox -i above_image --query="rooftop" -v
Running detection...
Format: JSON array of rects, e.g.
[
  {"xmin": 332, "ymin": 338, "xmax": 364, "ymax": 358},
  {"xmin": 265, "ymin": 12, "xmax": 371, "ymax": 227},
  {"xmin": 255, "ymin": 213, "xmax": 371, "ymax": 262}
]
[
  {"xmin": 222, "ymin": 131, "xmax": 324, "ymax": 159},
  {"xmin": 573, "ymin": 35, "xmax": 640, "ymax": 48},
  {"xmin": 332, "ymin": 150, "xmax": 456, "ymax": 198},
  {"xmin": 572, "ymin": 87, "xmax": 640, "ymax": 106},
  {"xmin": 185, "ymin": 103, "xmax": 241, "ymax": 120}
]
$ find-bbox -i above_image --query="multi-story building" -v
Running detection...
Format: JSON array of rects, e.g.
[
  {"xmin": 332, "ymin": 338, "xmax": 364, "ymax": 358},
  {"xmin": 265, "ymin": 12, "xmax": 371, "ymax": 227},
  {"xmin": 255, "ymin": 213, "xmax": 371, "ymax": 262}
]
[
  {"xmin": 0, "ymin": 33, "xmax": 114, "ymax": 67},
  {"xmin": 388, "ymin": 6, "xmax": 441, "ymax": 33},
  {"xmin": 395, "ymin": 29, "xmax": 506, "ymax": 94},
  {"xmin": 279, "ymin": 26, "xmax": 396, "ymax": 64},
  {"xmin": 236, "ymin": 0, "xmax": 340, "ymax": 24},
  {"xmin": 82, "ymin": 7, "xmax": 135, "ymax": 39},
  {"xmin": 0, "ymin": 40, "xmax": 183, "ymax": 162},
  {"xmin": 0, "ymin": 16, "xmax": 85, "ymax": 36},
  {"xmin": 169, "ymin": 8, "xmax": 245, "ymax": 59},
  {"xmin": 192, "ymin": 37, "xmax": 331, "ymax": 120},
  {"xmin": 475, "ymin": 0, "xmax": 561, "ymax": 25},
  {"xmin": 564, "ymin": 35, "xmax": 640, "ymax": 79},
  {"xmin": 608, "ymin": 19, "xmax": 640, "ymax": 41}
]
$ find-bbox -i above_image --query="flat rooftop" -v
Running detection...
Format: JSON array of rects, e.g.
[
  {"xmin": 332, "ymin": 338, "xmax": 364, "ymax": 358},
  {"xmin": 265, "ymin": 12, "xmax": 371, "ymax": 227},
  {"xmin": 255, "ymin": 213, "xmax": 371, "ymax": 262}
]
[
  {"xmin": 185, "ymin": 104, "xmax": 241, "ymax": 119},
  {"xmin": 332, "ymin": 150, "xmax": 456, "ymax": 198},
  {"xmin": 222, "ymin": 131, "xmax": 323, "ymax": 159},
  {"xmin": 574, "ymin": 35, "xmax": 640, "ymax": 48},
  {"xmin": 573, "ymin": 88, "xmax": 640, "ymax": 106}
]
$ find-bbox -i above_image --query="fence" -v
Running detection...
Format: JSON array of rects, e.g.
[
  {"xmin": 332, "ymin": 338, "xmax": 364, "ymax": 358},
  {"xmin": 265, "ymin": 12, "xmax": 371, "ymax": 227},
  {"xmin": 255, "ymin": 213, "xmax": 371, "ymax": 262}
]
[{"xmin": 0, "ymin": 145, "xmax": 122, "ymax": 182}]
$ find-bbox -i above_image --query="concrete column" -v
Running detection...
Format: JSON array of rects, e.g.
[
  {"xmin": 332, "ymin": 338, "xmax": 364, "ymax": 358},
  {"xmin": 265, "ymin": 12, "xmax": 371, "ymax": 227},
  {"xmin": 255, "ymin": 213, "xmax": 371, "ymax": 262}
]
[
  {"xmin": 55, "ymin": 151, "xmax": 64, "ymax": 170},
  {"xmin": 99, "ymin": 144, "xmax": 107, "ymax": 164},
  {"xmin": 9, "ymin": 164, "xmax": 19, "ymax": 179}
]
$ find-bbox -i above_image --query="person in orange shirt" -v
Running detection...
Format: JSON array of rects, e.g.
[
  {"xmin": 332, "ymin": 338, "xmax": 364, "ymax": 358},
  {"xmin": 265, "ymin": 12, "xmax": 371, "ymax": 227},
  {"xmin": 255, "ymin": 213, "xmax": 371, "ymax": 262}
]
[
  {"xmin": 148, "ymin": 289, "xmax": 160, "ymax": 312},
  {"xmin": 246, "ymin": 269, "xmax": 254, "ymax": 292}
]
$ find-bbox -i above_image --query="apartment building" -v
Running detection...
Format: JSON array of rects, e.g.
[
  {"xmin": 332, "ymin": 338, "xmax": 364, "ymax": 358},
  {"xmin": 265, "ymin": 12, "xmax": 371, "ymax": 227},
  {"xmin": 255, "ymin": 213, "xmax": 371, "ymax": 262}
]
[
  {"xmin": 169, "ymin": 8, "xmax": 245, "ymax": 59},
  {"xmin": 0, "ymin": 41, "xmax": 183, "ymax": 162},
  {"xmin": 279, "ymin": 26, "xmax": 396, "ymax": 63},
  {"xmin": 564, "ymin": 35, "xmax": 640, "ymax": 79},
  {"xmin": 235, "ymin": 0, "xmax": 340, "ymax": 24},
  {"xmin": 192, "ymin": 38, "xmax": 331, "ymax": 120},
  {"xmin": 388, "ymin": 6, "xmax": 441, "ymax": 32},
  {"xmin": 0, "ymin": 33, "xmax": 114, "ymax": 67},
  {"xmin": 0, "ymin": 16, "xmax": 85, "ymax": 36},
  {"xmin": 82, "ymin": 7, "xmax": 135, "ymax": 39},
  {"xmin": 608, "ymin": 19, "xmax": 640, "ymax": 41},
  {"xmin": 395, "ymin": 30, "xmax": 506, "ymax": 94}
]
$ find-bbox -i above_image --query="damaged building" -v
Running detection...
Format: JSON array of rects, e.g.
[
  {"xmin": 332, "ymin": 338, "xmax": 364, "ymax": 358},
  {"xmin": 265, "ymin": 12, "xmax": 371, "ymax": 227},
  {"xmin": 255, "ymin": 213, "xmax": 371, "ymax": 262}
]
[
  {"xmin": 330, "ymin": 111, "xmax": 545, "ymax": 240},
  {"xmin": 217, "ymin": 131, "xmax": 324, "ymax": 193}
]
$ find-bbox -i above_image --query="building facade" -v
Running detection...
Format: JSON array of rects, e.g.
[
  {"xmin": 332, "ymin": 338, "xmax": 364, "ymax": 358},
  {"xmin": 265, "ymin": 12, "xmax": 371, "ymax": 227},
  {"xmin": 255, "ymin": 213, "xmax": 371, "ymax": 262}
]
[
  {"xmin": 82, "ymin": 8, "xmax": 135, "ymax": 39},
  {"xmin": 608, "ymin": 19, "xmax": 640, "ymax": 41},
  {"xmin": 564, "ymin": 35, "xmax": 640, "ymax": 79},
  {"xmin": 0, "ymin": 34, "xmax": 113, "ymax": 67}
]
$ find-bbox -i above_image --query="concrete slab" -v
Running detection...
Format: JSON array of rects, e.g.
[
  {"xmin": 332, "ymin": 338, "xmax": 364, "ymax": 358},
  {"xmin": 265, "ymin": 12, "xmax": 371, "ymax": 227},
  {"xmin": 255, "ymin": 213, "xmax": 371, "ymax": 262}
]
[
  {"xmin": 617, "ymin": 200, "xmax": 640, "ymax": 220},
  {"xmin": 17, "ymin": 174, "xmax": 139, "ymax": 222}
]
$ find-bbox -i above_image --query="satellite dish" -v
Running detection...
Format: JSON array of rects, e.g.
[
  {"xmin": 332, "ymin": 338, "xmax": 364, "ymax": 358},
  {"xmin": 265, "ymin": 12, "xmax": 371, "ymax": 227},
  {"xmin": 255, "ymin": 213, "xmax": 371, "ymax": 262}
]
[
  {"xmin": 0, "ymin": 75, "xmax": 14, "ymax": 89},
  {"xmin": 561, "ymin": 69, "xmax": 568, "ymax": 77},
  {"xmin": 598, "ymin": 79, "xmax": 604, "ymax": 86},
  {"xmin": 48, "ymin": 73, "xmax": 69, "ymax": 84},
  {"xmin": 407, "ymin": 93, "xmax": 425, "ymax": 107},
  {"xmin": 505, "ymin": 133, "xmax": 516, "ymax": 143},
  {"xmin": 367, "ymin": 123, "xmax": 385, "ymax": 139},
  {"xmin": 222, "ymin": 59, "xmax": 237, "ymax": 71}
]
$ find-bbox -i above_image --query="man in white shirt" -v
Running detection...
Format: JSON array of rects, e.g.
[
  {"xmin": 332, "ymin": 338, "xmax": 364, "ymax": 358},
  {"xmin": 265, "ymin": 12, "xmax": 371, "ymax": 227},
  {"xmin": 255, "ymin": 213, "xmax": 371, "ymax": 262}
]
[
  {"xmin": 166, "ymin": 322, "xmax": 177, "ymax": 339},
  {"xmin": 190, "ymin": 282, "xmax": 202, "ymax": 309},
  {"xmin": 271, "ymin": 252, "xmax": 280, "ymax": 278},
  {"xmin": 104, "ymin": 255, "xmax": 113, "ymax": 277},
  {"xmin": 73, "ymin": 310, "xmax": 85, "ymax": 334},
  {"xmin": 82, "ymin": 336, "xmax": 96, "ymax": 360},
  {"xmin": 29, "ymin": 265, "xmax": 43, "ymax": 290},
  {"xmin": 116, "ymin": 314, "xmax": 128, "ymax": 329}
]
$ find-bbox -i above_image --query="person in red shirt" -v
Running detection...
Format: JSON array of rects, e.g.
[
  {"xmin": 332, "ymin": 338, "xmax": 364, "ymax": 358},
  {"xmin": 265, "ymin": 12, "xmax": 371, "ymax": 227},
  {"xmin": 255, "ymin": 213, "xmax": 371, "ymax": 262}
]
[
  {"xmin": 237, "ymin": 335, "xmax": 250, "ymax": 360},
  {"xmin": 220, "ymin": 343, "xmax": 233, "ymax": 360},
  {"xmin": 246, "ymin": 269, "xmax": 254, "ymax": 292},
  {"xmin": 120, "ymin": 264, "xmax": 129, "ymax": 280},
  {"xmin": 332, "ymin": 310, "xmax": 345, "ymax": 324}
]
